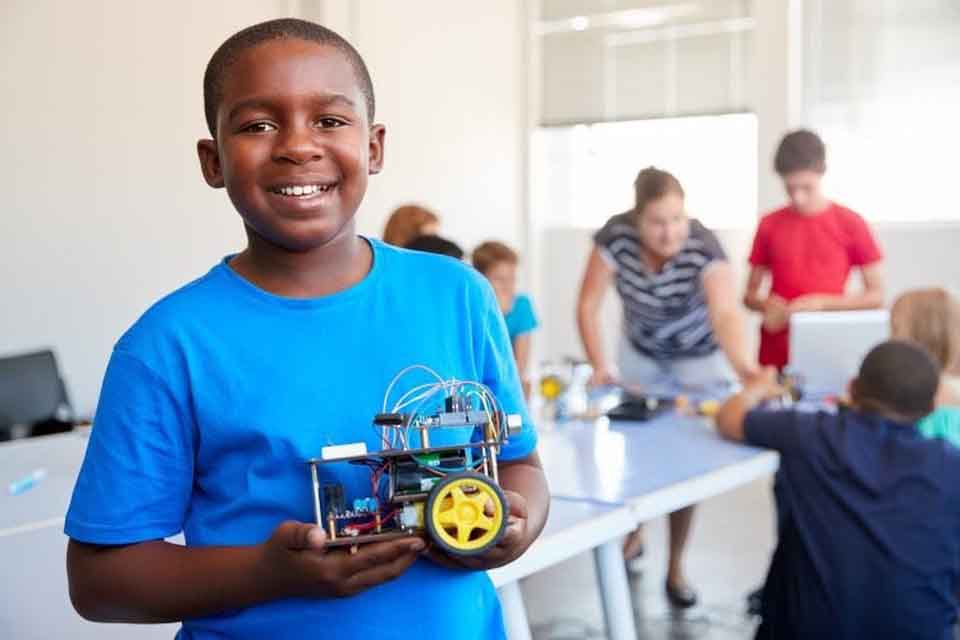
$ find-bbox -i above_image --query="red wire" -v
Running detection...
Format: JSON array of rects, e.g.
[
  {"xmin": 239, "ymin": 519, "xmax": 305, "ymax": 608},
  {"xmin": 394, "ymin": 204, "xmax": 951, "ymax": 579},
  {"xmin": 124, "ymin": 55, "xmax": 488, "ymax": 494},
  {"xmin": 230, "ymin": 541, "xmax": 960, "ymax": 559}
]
[{"xmin": 349, "ymin": 510, "xmax": 398, "ymax": 533}]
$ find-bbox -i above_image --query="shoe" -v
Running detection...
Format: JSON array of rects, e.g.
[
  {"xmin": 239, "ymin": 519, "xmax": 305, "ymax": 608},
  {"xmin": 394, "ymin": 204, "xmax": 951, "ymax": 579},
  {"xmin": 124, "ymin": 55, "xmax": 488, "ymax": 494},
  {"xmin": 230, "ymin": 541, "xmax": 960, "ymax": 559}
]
[
  {"xmin": 622, "ymin": 528, "xmax": 645, "ymax": 560},
  {"xmin": 624, "ymin": 555, "xmax": 644, "ymax": 576},
  {"xmin": 665, "ymin": 580, "xmax": 698, "ymax": 609},
  {"xmin": 746, "ymin": 585, "xmax": 763, "ymax": 616},
  {"xmin": 622, "ymin": 529, "xmax": 645, "ymax": 575}
]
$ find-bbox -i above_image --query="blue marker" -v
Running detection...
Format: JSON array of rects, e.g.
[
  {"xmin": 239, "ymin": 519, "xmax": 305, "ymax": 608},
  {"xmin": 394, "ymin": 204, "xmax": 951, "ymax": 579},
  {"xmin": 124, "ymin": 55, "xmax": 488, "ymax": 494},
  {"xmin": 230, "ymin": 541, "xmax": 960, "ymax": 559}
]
[{"xmin": 8, "ymin": 469, "xmax": 47, "ymax": 496}]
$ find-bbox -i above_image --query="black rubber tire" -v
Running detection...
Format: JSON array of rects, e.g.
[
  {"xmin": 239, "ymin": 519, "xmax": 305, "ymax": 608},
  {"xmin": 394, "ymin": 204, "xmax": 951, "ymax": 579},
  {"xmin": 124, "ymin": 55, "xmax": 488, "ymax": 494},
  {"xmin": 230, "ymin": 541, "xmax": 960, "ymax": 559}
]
[{"xmin": 425, "ymin": 471, "xmax": 508, "ymax": 557}]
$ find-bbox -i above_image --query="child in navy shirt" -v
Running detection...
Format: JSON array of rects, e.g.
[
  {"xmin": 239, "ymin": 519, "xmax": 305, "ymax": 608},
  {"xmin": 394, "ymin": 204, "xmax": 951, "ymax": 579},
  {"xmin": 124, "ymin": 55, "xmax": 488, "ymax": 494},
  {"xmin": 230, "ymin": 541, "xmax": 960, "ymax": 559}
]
[
  {"xmin": 717, "ymin": 341, "xmax": 960, "ymax": 640},
  {"xmin": 65, "ymin": 19, "xmax": 547, "ymax": 640}
]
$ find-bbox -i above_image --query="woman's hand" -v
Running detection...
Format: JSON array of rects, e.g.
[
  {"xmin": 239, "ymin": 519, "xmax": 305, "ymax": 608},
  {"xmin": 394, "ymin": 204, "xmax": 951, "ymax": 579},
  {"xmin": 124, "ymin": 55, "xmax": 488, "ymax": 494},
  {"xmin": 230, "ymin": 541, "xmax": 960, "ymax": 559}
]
[
  {"xmin": 735, "ymin": 362, "xmax": 764, "ymax": 386},
  {"xmin": 745, "ymin": 366, "xmax": 784, "ymax": 400},
  {"xmin": 589, "ymin": 367, "xmax": 618, "ymax": 387}
]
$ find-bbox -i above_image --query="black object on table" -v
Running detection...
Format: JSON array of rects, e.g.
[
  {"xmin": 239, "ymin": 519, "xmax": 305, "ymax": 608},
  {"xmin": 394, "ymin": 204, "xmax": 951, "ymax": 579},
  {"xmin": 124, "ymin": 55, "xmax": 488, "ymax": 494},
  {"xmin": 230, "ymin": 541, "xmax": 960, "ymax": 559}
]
[
  {"xmin": 605, "ymin": 393, "xmax": 674, "ymax": 422},
  {"xmin": 0, "ymin": 349, "xmax": 75, "ymax": 441}
]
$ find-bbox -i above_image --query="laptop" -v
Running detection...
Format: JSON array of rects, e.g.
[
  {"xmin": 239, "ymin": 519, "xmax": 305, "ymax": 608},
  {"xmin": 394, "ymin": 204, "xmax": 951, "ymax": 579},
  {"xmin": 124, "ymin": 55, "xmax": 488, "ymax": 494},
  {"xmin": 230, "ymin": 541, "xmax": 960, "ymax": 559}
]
[{"xmin": 788, "ymin": 310, "xmax": 889, "ymax": 398}]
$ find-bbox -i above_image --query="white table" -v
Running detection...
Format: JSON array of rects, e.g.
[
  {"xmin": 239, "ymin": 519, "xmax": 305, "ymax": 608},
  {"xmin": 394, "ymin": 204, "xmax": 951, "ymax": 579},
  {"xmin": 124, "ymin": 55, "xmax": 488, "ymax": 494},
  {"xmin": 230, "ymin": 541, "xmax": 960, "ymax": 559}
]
[
  {"xmin": 489, "ymin": 498, "xmax": 638, "ymax": 640},
  {"xmin": 506, "ymin": 413, "xmax": 780, "ymax": 640},
  {"xmin": 1, "ymin": 413, "xmax": 779, "ymax": 640},
  {"xmin": 0, "ymin": 431, "xmax": 177, "ymax": 639}
]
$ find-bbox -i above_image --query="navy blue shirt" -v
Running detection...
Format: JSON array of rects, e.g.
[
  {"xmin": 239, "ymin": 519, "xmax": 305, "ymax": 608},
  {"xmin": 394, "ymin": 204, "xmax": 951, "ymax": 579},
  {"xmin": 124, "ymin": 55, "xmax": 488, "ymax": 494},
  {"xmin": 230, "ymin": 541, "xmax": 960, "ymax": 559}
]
[{"xmin": 745, "ymin": 408, "xmax": 960, "ymax": 640}]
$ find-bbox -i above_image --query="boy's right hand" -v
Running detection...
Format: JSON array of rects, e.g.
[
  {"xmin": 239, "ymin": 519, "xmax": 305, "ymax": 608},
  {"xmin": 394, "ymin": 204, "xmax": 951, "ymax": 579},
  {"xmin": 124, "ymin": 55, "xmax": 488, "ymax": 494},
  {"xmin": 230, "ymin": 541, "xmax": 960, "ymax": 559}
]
[
  {"xmin": 762, "ymin": 295, "xmax": 790, "ymax": 332},
  {"xmin": 260, "ymin": 521, "xmax": 423, "ymax": 599}
]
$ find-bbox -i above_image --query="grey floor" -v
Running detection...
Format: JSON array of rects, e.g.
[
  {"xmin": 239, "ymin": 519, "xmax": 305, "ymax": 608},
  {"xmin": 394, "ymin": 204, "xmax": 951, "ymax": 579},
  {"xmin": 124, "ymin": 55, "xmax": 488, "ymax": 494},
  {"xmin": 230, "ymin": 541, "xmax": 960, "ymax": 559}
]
[{"xmin": 521, "ymin": 478, "xmax": 776, "ymax": 640}]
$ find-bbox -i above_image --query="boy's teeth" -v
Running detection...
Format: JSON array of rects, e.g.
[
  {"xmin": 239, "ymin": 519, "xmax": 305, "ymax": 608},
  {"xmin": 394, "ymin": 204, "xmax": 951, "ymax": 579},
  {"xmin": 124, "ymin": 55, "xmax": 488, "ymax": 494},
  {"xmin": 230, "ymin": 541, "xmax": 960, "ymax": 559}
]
[{"xmin": 274, "ymin": 184, "xmax": 332, "ymax": 196}]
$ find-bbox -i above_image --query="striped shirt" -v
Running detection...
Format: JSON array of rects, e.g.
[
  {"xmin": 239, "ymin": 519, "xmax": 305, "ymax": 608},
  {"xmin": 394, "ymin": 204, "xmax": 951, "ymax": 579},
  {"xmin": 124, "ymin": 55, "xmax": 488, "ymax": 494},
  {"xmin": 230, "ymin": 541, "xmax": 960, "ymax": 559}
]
[{"xmin": 594, "ymin": 211, "xmax": 727, "ymax": 360}]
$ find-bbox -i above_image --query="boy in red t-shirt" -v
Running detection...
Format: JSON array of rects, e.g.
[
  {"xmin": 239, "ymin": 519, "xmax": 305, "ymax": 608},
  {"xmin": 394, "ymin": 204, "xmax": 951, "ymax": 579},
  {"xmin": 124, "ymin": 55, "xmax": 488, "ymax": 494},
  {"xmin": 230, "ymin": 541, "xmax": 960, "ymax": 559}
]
[{"xmin": 744, "ymin": 129, "xmax": 885, "ymax": 369}]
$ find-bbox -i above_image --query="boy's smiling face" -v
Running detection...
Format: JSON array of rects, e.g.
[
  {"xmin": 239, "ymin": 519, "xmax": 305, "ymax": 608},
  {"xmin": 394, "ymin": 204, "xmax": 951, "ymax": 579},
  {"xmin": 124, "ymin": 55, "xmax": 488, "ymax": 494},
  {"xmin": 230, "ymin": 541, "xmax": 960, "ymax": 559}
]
[{"xmin": 198, "ymin": 38, "xmax": 384, "ymax": 252}]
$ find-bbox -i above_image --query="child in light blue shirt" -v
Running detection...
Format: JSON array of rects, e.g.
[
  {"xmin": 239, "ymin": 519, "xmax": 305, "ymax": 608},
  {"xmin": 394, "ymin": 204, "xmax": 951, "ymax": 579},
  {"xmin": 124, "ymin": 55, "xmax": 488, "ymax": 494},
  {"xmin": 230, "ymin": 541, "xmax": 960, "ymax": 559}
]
[{"xmin": 472, "ymin": 241, "xmax": 540, "ymax": 395}]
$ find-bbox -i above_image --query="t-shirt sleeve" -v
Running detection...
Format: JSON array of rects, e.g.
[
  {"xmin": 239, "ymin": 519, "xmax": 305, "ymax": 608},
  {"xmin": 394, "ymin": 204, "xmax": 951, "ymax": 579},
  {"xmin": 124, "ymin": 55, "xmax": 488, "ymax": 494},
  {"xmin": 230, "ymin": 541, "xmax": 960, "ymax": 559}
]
[
  {"xmin": 691, "ymin": 221, "xmax": 727, "ymax": 263},
  {"xmin": 743, "ymin": 408, "xmax": 803, "ymax": 452},
  {"xmin": 508, "ymin": 294, "xmax": 539, "ymax": 338},
  {"xmin": 748, "ymin": 217, "xmax": 771, "ymax": 267},
  {"xmin": 592, "ymin": 215, "xmax": 618, "ymax": 250},
  {"xmin": 845, "ymin": 211, "xmax": 883, "ymax": 266},
  {"xmin": 592, "ymin": 214, "xmax": 629, "ymax": 270},
  {"xmin": 474, "ymin": 281, "xmax": 538, "ymax": 461},
  {"xmin": 65, "ymin": 349, "xmax": 195, "ymax": 544}
]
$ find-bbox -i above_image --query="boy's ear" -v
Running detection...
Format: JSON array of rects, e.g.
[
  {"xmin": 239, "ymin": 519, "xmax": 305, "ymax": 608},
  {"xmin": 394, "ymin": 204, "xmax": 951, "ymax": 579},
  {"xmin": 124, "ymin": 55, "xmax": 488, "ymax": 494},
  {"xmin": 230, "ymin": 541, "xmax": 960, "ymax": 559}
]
[
  {"xmin": 368, "ymin": 124, "xmax": 386, "ymax": 175},
  {"xmin": 197, "ymin": 139, "xmax": 225, "ymax": 188}
]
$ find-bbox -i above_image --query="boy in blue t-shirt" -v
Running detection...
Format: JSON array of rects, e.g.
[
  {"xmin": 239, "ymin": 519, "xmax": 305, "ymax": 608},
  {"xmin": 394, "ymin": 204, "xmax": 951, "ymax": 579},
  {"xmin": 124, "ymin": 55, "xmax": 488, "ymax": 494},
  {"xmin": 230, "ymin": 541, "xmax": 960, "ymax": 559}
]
[
  {"xmin": 64, "ymin": 19, "xmax": 548, "ymax": 640},
  {"xmin": 716, "ymin": 341, "xmax": 960, "ymax": 640},
  {"xmin": 471, "ymin": 241, "xmax": 539, "ymax": 397}
]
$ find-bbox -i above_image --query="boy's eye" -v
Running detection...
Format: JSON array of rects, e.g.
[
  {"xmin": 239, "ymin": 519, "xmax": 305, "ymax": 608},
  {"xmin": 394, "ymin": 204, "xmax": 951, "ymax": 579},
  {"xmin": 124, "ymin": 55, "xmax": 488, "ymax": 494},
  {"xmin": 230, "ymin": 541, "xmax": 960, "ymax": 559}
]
[
  {"xmin": 316, "ymin": 117, "xmax": 347, "ymax": 129},
  {"xmin": 240, "ymin": 122, "xmax": 276, "ymax": 134}
]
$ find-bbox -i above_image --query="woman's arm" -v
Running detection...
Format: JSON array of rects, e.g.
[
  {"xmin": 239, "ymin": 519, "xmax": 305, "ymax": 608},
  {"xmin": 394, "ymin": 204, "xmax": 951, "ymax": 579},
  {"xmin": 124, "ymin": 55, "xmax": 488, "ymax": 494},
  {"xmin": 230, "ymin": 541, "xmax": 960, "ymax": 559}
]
[
  {"xmin": 576, "ymin": 247, "xmax": 615, "ymax": 384},
  {"xmin": 703, "ymin": 262, "xmax": 759, "ymax": 381}
]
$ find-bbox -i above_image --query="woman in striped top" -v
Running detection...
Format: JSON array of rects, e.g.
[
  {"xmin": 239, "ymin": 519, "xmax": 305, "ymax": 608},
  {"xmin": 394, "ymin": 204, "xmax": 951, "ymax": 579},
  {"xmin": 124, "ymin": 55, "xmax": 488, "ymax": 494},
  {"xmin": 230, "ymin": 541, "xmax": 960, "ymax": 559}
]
[{"xmin": 576, "ymin": 167, "xmax": 761, "ymax": 608}]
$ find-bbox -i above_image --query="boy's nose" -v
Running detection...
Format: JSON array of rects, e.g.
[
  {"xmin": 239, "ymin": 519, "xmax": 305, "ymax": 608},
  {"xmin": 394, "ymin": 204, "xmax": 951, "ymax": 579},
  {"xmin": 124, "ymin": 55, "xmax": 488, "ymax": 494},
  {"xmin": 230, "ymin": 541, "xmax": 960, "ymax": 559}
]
[{"xmin": 274, "ymin": 128, "xmax": 324, "ymax": 164}]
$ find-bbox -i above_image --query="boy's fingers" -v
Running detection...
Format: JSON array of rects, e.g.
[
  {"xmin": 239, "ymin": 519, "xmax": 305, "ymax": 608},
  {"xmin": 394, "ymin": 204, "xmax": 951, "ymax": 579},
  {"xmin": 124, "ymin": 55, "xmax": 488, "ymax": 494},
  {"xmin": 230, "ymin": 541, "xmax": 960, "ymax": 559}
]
[
  {"xmin": 494, "ymin": 519, "xmax": 524, "ymax": 555},
  {"xmin": 274, "ymin": 520, "xmax": 327, "ymax": 551},
  {"xmin": 341, "ymin": 546, "xmax": 421, "ymax": 594},
  {"xmin": 343, "ymin": 537, "xmax": 424, "ymax": 573},
  {"xmin": 503, "ymin": 491, "xmax": 528, "ymax": 520}
]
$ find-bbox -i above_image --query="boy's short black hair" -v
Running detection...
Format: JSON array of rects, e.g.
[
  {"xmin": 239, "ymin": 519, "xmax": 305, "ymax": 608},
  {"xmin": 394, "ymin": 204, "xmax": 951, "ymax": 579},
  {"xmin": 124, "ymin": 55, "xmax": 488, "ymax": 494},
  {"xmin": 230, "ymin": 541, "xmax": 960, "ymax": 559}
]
[
  {"xmin": 774, "ymin": 129, "xmax": 826, "ymax": 175},
  {"xmin": 853, "ymin": 340, "xmax": 940, "ymax": 422},
  {"xmin": 404, "ymin": 235, "xmax": 465, "ymax": 260},
  {"xmin": 203, "ymin": 18, "xmax": 375, "ymax": 137}
]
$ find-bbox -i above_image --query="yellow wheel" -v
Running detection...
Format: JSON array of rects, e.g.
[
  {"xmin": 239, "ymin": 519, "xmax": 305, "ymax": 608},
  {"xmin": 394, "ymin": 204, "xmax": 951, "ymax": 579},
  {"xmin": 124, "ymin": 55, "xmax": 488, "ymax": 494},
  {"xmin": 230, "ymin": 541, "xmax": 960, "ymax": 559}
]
[{"xmin": 425, "ymin": 472, "xmax": 507, "ymax": 556}]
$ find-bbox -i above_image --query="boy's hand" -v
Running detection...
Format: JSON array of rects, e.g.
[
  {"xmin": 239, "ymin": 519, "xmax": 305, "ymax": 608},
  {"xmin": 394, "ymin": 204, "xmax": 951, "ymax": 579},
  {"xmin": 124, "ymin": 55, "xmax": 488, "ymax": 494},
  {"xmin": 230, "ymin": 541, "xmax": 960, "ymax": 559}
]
[
  {"xmin": 423, "ymin": 489, "xmax": 530, "ymax": 571},
  {"xmin": 260, "ymin": 520, "xmax": 423, "ymax": 599},
  {"xmin": 762, "ymin": 295, "xmax": 790, "ymax": 332}
]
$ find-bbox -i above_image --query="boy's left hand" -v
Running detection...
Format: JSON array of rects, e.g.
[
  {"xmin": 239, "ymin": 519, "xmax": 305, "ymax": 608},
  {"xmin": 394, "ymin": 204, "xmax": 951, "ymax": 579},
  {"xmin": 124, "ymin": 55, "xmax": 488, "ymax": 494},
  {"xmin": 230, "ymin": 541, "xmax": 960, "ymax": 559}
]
[
  {"xmin": 423, "ymin": 489, "xmax": 530, "ymax": 571},
  {"xmin": 789, "ymin": 295, "xmax": 826, "ymax": 313}
]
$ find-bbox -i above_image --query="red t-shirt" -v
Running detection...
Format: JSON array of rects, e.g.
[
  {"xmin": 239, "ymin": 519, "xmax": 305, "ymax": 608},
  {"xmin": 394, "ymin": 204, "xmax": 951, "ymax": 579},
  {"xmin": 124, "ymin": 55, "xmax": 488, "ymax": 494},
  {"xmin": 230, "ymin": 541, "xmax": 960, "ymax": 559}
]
[{"xmin": 748, "ymin": 203, "xmax": 883, "ymax": 368}]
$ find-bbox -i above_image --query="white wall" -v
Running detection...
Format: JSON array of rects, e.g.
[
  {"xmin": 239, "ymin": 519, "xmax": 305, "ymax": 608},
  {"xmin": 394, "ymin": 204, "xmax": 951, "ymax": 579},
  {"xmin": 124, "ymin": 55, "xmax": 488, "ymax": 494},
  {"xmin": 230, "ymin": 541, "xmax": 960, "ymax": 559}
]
[
  {"xmin": 0, "ymin": 1, "xmax": 301, "ymax": 414},
  {"xmin": 0, "ymin": 1, "xmax": 529, "ymax": 414},
  {"xmin": 312, "ymin": 0, "xmax": 528, "ymax": 250}
]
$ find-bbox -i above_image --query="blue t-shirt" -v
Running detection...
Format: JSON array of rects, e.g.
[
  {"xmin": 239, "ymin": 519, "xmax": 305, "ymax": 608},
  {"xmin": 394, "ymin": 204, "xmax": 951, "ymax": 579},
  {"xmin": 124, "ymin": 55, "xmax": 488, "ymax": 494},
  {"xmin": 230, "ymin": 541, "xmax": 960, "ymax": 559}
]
[
  {"xmin": 504, "ymin": 293, "xmax": 538, "ymax": 343},
  {"xmin": 65, "ymin": 239, "xmax": 537, "ymax": 640},
  {"xmin": 745, "ymin": 408, "xmax": 960, "ymax": 640}
]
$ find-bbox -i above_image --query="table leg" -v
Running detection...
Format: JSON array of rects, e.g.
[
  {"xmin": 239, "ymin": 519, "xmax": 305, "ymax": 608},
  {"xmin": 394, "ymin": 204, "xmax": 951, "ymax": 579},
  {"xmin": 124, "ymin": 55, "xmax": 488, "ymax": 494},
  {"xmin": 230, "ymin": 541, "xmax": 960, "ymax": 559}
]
[
  {"xmin": 498, "ymin": 581, "xmax": 533, "ymax": 640},
  {"xmin": 593, "ymin": 540, "xmax": 637, "ymax": 640}
]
